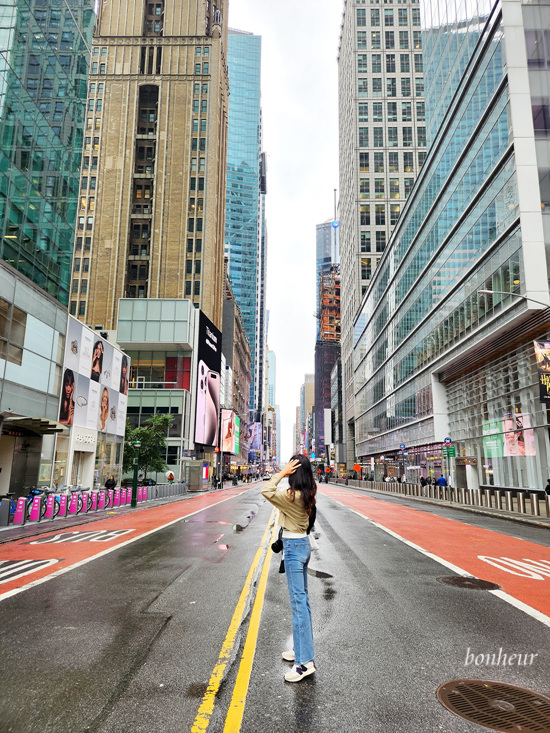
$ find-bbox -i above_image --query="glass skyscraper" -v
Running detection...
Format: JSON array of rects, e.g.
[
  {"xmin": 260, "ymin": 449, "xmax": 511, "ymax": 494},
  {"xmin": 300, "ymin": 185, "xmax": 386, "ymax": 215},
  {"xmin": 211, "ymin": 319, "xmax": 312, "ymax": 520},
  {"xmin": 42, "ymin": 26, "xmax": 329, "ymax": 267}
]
[
  {"xmin": 0, "ymin": 0, "xmax": 95, "ymax": 495},
  {"xmin": 0, "ymin": 0, "xmax": 95, "ymax": 305},
  {"xmin": 352, "ymin": 0, "xmax": 550, "ymax": 491},
  {"xmin": 225, "ymin": 29, "xmax": 265, "ymax": 416}
]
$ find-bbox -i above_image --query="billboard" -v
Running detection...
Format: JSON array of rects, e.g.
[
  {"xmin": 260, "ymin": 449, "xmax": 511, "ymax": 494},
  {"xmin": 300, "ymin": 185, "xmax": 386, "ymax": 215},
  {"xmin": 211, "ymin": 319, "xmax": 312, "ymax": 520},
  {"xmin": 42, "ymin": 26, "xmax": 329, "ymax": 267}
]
[
  {"xmin": 59, "ymin": 317, "xmax": 129, "ymax": 437},
  {"xmin": 534, "ymin": 340, "xmax": 550, "ymax": 402},
  {"xmin": 221, "ymin": 410, "xmax": 241, "ymax": 455},
  {"xmin": 194, "ymin": 311, "xmax": 222, "ymax": 446},
  {"xmin": 482, "ymin": 414, "xmax": 536, "ymax": 458}
]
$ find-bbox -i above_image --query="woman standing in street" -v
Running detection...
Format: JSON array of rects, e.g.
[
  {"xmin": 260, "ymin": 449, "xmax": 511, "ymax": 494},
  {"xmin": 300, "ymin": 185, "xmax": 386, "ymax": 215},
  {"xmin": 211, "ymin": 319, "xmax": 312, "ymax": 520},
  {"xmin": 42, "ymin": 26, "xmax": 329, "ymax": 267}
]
[{"xmin": 261, "ymin": 455, "xmax": 317, "ymax": 683}]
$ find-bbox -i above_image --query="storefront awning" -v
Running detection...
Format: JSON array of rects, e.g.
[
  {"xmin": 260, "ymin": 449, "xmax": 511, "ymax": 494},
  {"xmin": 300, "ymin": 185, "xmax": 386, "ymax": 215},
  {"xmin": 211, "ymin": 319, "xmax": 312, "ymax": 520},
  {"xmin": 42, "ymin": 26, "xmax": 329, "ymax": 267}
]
[{"xmin": 1, "ymin": 417, "xmax": 65, "ymax": 436}]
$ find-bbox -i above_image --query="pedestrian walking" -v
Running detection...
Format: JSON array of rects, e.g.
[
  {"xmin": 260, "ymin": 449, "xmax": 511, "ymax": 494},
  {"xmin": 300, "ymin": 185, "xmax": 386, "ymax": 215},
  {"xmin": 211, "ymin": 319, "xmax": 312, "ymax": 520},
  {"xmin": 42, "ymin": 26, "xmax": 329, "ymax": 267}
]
[
  {"xmin": 420, "ymin": 476, "xmax": 427, "ymax": 497},
  {"xmin": 261, "ymin": 455, "xmax": 317, "ymax": 683}
]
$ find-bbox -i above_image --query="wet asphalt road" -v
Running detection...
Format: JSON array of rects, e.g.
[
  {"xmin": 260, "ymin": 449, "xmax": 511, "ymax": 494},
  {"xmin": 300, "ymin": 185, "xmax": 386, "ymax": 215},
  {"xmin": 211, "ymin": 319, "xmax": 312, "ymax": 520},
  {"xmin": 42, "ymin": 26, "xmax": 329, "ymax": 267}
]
[{"xmin": 1, "ymin": 483, "xmax": 550, "ymax": 732}]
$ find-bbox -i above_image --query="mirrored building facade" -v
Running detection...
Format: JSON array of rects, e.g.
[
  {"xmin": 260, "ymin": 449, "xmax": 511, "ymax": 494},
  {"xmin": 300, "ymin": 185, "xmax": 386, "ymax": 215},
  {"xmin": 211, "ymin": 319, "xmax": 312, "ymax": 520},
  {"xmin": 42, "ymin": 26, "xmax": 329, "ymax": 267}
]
[{"xmin": 353, "ymin": 0, "xmax": 550, "ymax": 490}]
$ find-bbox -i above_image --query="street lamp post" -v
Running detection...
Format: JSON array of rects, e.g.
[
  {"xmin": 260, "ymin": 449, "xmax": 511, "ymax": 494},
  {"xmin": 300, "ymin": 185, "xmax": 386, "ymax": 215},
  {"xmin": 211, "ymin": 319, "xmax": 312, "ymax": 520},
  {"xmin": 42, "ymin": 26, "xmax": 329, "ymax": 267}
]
[
  {"xmin": 477, "ymin": 289, "xmax": 550, "ymax": 309},
  {"xmin": 131, "ymin": 440, "xmax": 141, "ymax": 508}
]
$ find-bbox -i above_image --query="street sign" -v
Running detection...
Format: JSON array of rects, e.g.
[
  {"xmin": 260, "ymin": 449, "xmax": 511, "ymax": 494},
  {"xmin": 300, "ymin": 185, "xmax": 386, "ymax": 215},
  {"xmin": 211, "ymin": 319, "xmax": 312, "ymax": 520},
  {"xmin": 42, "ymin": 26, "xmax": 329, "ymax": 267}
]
[
  {"xmin": 399, "ymin": 444, "xmax": 406, "ymax": 450},
  {"xmin": 444, "ymin": 437, "xmax": 452, "ymax": 446},
  {"xmin": 353, "ymin": 462, "xmax": 361, "ymax": 472}
]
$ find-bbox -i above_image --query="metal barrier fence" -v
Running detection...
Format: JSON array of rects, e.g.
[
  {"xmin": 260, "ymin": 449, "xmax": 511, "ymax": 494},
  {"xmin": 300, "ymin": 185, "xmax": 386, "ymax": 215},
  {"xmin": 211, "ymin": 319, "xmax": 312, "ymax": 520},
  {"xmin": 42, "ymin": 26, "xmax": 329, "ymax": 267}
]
[
  {"xmin": 332, "ymin": 479, "xmax": 550, "ymax": 519},
  {"xmin": 0, "ymin": 481, "xmax": 188, "ymax": 527}
]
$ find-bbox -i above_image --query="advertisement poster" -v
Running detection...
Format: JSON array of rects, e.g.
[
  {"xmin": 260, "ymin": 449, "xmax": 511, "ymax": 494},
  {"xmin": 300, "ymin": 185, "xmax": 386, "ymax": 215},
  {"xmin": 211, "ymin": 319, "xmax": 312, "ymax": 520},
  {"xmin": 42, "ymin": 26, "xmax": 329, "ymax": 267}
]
[
  {"xmin": 482, "ymin": 419, "xmax": 503, "ymax": 458},
  {"xmin": 235, "ymin": 416, "xmax": 240, "ymax": 456},
  {"xmin": 502, "ymin": 413, "xmax": 536, "ymax": 457},
  {"xmin": 534, "ymin": 340, "xmax": 550, "ymax": 402},
  {"xmin": 194, "ymin": 311, "xmax": 222, "ymax": 446},
  {"xmin": 59, "ymin": 317, "xmax": 129, "ymax": 437},
  {"xmin": 222, "ymin": 409, "xmax": 236, "ymax": 454}
]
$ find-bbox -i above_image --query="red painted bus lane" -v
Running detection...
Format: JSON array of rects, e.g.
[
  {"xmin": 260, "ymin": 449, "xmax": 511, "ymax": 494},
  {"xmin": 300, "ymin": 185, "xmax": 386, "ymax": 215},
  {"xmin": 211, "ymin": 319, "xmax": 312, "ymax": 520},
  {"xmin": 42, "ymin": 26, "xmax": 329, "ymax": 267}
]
[
  {"xmin": 321, "ymin": 487, "xmax": 550, "ymax": 620},
  {"xmin": 0, "ymin": 488, "xmax": 248, "ymax": 599}
]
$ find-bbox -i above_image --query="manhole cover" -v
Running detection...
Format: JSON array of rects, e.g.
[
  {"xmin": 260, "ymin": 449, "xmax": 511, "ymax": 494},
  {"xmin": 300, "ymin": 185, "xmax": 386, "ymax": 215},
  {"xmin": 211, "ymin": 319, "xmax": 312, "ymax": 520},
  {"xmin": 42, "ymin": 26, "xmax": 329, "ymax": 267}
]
[
  {"xmin": 437, "ymin": 679, "xmax": 550, "ymax": 732},
  {"xmin": 436, "ymin": 576, "xmax": 501, "ymax": 590}
]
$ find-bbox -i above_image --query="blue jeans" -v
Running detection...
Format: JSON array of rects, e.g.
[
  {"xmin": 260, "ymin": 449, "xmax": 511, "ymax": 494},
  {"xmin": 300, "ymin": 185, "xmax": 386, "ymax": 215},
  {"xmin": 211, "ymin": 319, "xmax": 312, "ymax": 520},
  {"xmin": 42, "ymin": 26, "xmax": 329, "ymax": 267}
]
[{"xmin": 282, "ymin": 537, "xmax": 314, "ymax": 666}]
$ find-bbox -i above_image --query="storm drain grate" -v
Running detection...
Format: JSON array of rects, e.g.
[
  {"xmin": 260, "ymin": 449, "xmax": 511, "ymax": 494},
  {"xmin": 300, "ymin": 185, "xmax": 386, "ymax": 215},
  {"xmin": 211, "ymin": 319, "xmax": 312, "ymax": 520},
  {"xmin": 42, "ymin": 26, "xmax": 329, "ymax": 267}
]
[
  {"xmin": 437, "ymin": 679, "xmax": 550, "ymax": 732},
  {"xmin": 436, "ymin": 576, "xmax": 501, "ymax": 590}
]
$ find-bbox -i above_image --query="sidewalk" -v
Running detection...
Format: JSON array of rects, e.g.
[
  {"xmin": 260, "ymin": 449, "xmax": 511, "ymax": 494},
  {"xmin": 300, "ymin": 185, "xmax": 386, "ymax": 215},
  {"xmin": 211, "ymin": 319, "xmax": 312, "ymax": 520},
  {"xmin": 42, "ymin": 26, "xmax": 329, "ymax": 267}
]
[
  {"xmin": 0, "ymin": 481, "xmax": 253, "ymax": 545},
  {"xmin": 327, "ymin": 480, "xmax": 550, "ymax": 530}
]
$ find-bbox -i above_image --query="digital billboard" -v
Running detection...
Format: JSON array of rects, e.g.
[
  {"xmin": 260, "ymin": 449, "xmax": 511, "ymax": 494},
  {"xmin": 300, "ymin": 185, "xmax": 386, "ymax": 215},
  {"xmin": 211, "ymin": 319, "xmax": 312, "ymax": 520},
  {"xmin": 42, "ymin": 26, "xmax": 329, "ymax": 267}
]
[
  {"xmin": 222, "ymin": 410, "xmax": 236, "ymax": 453},
  {"xmin": 59, "ymin": 317, "xmax": 129, "ymax": 437},
  {"xmin": 194, "ymin": 311, "xmax": 222, "ymax": 446}
]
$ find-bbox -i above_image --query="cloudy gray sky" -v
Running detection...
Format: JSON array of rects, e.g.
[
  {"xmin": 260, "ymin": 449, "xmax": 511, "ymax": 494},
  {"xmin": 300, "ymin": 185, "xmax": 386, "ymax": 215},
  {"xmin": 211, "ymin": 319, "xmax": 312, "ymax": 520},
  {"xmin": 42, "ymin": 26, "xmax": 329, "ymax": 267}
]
[{"xmin": 227, "ymin": 0, "xmax": 342, "ymax": 462}]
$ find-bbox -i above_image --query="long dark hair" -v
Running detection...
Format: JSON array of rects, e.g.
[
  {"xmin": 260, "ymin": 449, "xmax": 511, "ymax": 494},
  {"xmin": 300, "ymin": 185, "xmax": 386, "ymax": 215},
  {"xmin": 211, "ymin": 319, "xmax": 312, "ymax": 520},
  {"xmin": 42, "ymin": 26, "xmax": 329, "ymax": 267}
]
[{"xmin": 287, "ymin": 454, "xmax": 317, "ymax": 516}]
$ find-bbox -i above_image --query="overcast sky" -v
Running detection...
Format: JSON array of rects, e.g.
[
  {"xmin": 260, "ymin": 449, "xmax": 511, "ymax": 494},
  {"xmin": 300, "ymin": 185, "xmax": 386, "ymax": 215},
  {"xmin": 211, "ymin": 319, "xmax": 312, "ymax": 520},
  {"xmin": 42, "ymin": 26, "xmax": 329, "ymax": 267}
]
[{"xmin": 227, "ymin": 0, "xmax": 343, "ymax": 463}]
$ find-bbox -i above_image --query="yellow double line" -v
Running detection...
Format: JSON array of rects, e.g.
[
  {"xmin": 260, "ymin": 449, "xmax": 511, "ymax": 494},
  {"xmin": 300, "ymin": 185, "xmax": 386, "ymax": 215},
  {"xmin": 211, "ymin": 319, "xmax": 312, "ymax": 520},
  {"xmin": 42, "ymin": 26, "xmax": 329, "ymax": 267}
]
[{"xmin": 191, "ymin": 509, "xmax": 277, "ymax": 733}]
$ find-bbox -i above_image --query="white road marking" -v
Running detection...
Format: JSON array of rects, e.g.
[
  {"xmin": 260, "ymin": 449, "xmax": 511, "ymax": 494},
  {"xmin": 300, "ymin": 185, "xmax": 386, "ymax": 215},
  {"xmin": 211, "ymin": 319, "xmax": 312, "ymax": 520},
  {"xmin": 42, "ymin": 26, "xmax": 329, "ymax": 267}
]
[{"xmin": 327, "ymin": 494, "xmax": 550, "ymax": 629}]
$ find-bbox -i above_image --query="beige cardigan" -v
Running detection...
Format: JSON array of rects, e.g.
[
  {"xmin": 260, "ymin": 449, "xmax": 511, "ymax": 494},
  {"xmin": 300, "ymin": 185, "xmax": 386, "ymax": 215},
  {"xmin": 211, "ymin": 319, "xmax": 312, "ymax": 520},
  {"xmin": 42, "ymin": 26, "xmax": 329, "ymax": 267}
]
[{"xmin": 261, "ymin": 473, "xmax": 310, "ymax": 533}]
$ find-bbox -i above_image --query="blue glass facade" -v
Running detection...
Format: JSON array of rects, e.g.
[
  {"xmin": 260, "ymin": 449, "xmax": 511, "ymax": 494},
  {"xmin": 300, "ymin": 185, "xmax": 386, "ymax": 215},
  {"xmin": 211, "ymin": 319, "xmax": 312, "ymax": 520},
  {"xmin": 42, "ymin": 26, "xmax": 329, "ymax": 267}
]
[
  {"xmin": 351, "ymin": 0, "xmax": 550, "ymax": 489},
  {"xmin": 225, "ymin": 30, "xmax": 262, "ymax": 413},
  {"xmin": 0, "ymin": 0, "xmax": 95, "ymax": 305}
]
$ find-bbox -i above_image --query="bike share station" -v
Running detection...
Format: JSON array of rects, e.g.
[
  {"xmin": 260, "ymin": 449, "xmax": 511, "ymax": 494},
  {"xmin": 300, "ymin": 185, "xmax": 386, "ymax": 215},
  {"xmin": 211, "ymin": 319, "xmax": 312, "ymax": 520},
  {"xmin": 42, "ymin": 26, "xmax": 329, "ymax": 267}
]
[{"xmin": 0, "ymin": 480, "xmax": 188, "ymax": 528}]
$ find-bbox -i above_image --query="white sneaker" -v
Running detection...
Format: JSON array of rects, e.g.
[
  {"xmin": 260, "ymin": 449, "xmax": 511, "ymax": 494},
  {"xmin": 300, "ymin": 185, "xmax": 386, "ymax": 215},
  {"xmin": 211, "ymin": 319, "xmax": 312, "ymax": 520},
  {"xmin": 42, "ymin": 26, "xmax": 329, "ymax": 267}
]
[
  {"xmin": 282, "ymin": 650, "xmax": 295, "ymax": 662},
  {"xmin": 284, "ymin": 661, "xmax": 316, "ymax": 682}
]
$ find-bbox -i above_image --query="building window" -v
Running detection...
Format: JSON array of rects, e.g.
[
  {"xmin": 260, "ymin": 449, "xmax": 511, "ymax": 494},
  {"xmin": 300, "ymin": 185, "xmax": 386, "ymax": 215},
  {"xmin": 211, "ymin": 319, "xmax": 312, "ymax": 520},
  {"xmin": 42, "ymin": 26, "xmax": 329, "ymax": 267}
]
[
  {"xmin": 70, "ymin": 301, "xmax": 77, "ymax": 316},
  {"xmin": 358, "ymin": 79, "xmax": 368, "ymax": 97},
  {"xmin": 359, "ymin": 152, "xmax": 369, "ymax": 172},
  {"xmin": 388, "ymin": 127, "xmax": 398, "ymax": 146},
  {"xmin": 402, "ymin": 101, "xmax": 412, "ymax": 121},
  {"xmin": 358, "ymin": 31, "xmax": 367, "ymax": 49},
  {"xmin": 415, "ymin": 78, "xmax": 424, "ymax": 96},
  {"xmin": 373, "ymin": 102, "xmax": 383, "ymax": 122},
  {"xmin": 357, "ymin": 8, "xmax": 366, "ymax": 25},
  {"xmin": 375, "ymin": 204, "xmax": 385, "ymax": 224},
  {"xmin": 384, "ymin": 9, "xmax": 393, "ymax": 25},
  {"xmin": 361, "ymin": 258, "xmax": 371, "ymax": 281},
  {"xmin": 371, "ymin": 8, "xmax": 380, "ymax": 25},
  {"xmin": 414, "ymin": 53, "xmax": 423, "ymax": 72},
  {"xmin": 371, "ymin": 31, "xmax": 381, "ymax": 49},
  {"xmin": 399, "ymin": 30, "xmax": 409, "ymax": 49},
  {"xmin": 390, "ymin": 204, "xmax": 400, "ymax": 225},
  {"xmin": 360, "ymin": 179, "xmax": 370, "ymax": 198},
  {"xmin": 359, "ymin": 128, "xmax": 369, "ymax": 147},
  {"xmin": 387, "ymin": 101, "xmax": 397, "ymax": 121},
  {"xmin": 374, "ymin": 152, "xmax": 384, "ymax": 172},
  {"xmin": 403, "ymin": 127, "xmax": 413, "ymax": 146},
  {"xmin": 401, "ymin": 78, "xmax": 411, "ymax": 96},
  {"xmin": 388, "ymin": 152, "xmax": 399, "ymax": 172},
  {"xmin": 371, "ymin": 54, "xmax": 382, "ymax": 74},
  {"xmin": 194, "ymin": 281, "xmax": 200, "ymax": 296},
  {"xmin": 374, "ymin": 179, "xmax": 384, "ymax": 199},
  {"xmin": 413, "ymin": 31, "xmax": 422, "ymax": 49},
  {"xmin": 403, "ymin": 151, "xmax": 414, "ymax": 172},
  {"xmin": 376, "ymin": 231, "xmax": 386, "ymax": 252},
  {"xmin": 358, "ymin": 54, "xmax": 368, "ymax": 73},
  {"xmin": 81, "ymin": 280, "xmax": 88, "ymax": 295},
  {"xmin": 398, "ymin": 8, "xmax": 408, "ymax": 25},
  {"xmin": 386, "ymin": 53, "xmax": 395, "ymax": 72},
  {"xmin": 185, "ymin": 281, "xmax": 192, "ymax": 296},
  {"xmin": 412, "ymin": 8, "xmax": 421, "ymax": 25},
  {"xmin": 360, "ymin": 231, "xmax": 371, "ymax": 252},
  {"xmin": 385, "ymin": 31, "xmax": 394, "ymax": 48},
  {"xmin": 358, "ymin": 102, "xmax": 368, "ymax": 122},
  {"xmin": 416, "ymin": 101, "xmax": 425, "ymax": 121},
  {"xmin": 360, "ymin": 204, "xmax": 370, "ymax": 226},
  {"xmin": 404, "ymin": 178, "xmax": 414, "ymax": 197},
  {"xmin": 400, "ymin": 53, "xmax": 410, "ymax": 72},
  {"xmin": 418, "ymin": 151, "xmax": 427, "ymax": 169},
  {"xmin": 389, "ymin": 179, "xmax": 399, "ymax": 199},
  {"xmin": 387, "ymin": 78, "xmax": 396, "ymax": 97},
  {"xmin": 373, "ymin": 127, "xmax": 383, "ymax": 147},
  {"xmin": 79, "ymin": 301, "xmax": 86, "ymax": 316},
  {"xmin": 417, "ymin": 127, "xmax": 426, "ymax": 146},
  {"xmin": 372, "ymin": 78, "xmax": 382, "ymax": 97}
]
